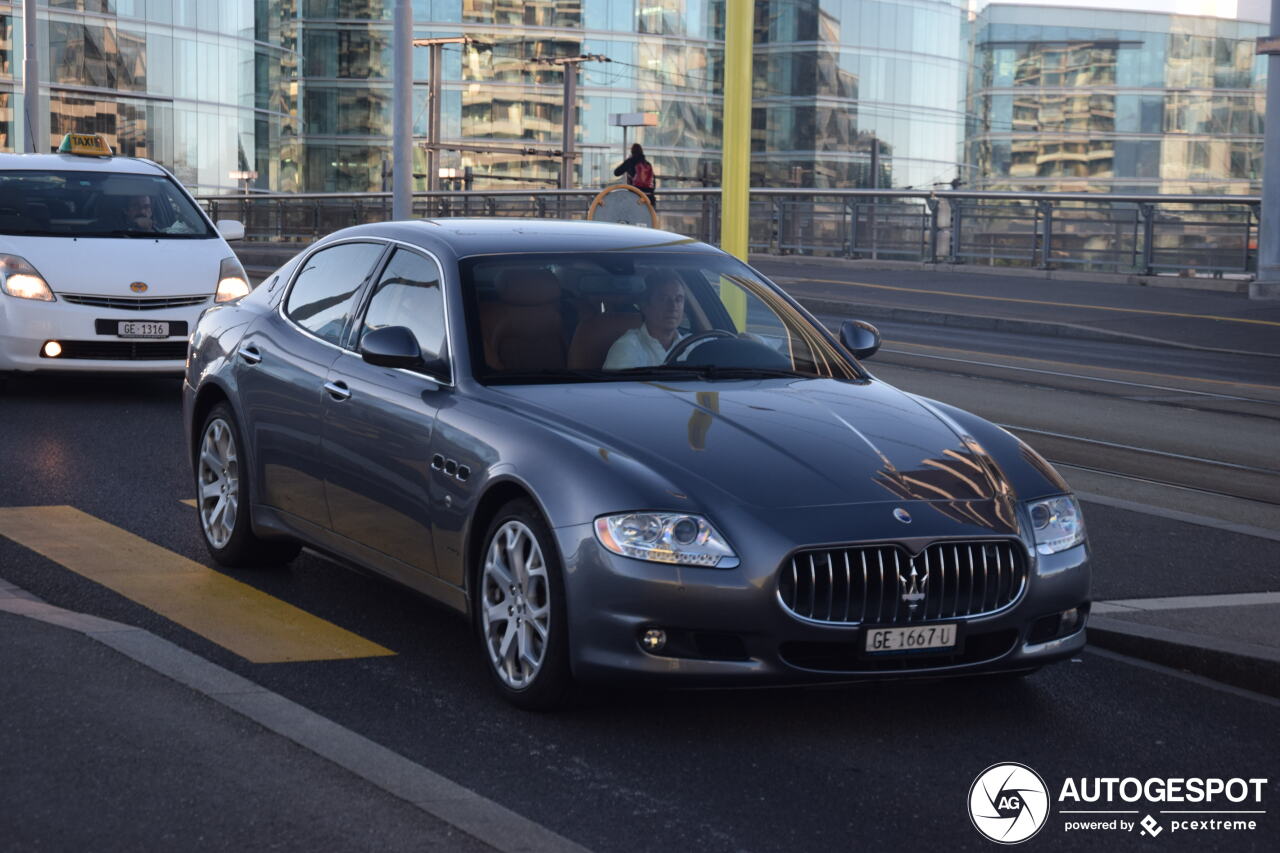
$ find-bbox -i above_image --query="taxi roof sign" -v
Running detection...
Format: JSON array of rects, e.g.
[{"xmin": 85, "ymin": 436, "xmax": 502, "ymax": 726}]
[{"xmin": 58, "ymin": 133, "xmax": 113, "ymax": 157}]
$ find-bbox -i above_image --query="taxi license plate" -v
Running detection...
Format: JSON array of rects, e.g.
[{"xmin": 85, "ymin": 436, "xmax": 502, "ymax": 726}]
[
  {"xmin": 118, "ymin": 321, "xmax": 169, "ymax": 338},
  {"xmin": 865, "ymin": 623, "xmax": 957, "ymax": 654}
]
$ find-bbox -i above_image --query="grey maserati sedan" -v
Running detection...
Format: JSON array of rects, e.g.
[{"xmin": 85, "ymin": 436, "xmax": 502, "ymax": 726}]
[{"xmin": 182, "ymin": 220, "xmax": 1090, "ymax": 708}]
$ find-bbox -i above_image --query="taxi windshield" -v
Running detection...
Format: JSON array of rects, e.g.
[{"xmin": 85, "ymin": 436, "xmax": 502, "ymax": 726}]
[
  {"xmin": 461, "ymin": 251, "xmax": 862, "ymax": 384},
  {"xmin": 0, "ymin": 170, "xmax": 215, "ymax": 239}
]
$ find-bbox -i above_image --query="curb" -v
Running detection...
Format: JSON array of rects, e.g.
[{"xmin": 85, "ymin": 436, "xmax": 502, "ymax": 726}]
[
  {"xmin": 0, "ymin": 575, "xmax": 591, "ymax": 853},
  {"xmin": 1086, "ymin": 617, "xmax": 1280, "ymax": 700},
  {"xmin": 789, "ymin": 294, "xmax": 1280, "ymax": 360}
]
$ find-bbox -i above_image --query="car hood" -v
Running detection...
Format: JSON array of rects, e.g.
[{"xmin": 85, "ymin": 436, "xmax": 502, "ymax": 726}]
[
  {"xmin": 0, "ymin": 234, "xmax": 227, "ymax": 297},
  {"xmin": 493, "ymin": 377, "xmax": 1014, "ymax": 510}
]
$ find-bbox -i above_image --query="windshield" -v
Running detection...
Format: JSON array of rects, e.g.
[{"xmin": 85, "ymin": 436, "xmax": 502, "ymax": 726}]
[
  {"xmin": 461, "ymin": 251, "xmax": 862, "ymax": 384},
  {"xmin": 0, "ymin": 170, "xmax": 216, "ymax": 238}
]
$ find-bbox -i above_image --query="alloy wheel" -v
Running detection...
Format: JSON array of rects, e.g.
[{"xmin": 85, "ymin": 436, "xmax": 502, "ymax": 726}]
[
  {"xmin": 481, "ymin": 520, "xmax": 551, "ymax": 689},
  {"xmin": 197, "ymin": 417, "xmax": 239, "ymax": 549}
]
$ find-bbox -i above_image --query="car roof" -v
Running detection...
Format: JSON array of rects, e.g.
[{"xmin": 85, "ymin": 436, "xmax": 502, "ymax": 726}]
[
  {"xmin": 0, "ymin": 153, "xmax": 168, "ymax": 175},
  {"xmin": 323, "ymin": 218, "xmax": 715, "ymax": 259}
]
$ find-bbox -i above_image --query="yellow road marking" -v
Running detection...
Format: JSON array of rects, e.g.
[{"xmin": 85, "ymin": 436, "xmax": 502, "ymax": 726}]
[
  {"xmin": 180, "ymin": 498, "xmax": 196, "ymax": 508},
  {"xmin": 881, "ymin": 338, "xmax": 1280, "ymax": 394},
  {"xmin": 0, "ymin": 506, "xmax": 394, "ymax": 663},
  {"xmin": 789, "ymin": 277, "xmax": 1280, "ymax": 329}
]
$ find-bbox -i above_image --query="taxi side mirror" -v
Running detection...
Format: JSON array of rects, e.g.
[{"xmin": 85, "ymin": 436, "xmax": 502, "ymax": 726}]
[{"xmin": 216, "ymin": 219, "xmax": 246, "ymax": 241}]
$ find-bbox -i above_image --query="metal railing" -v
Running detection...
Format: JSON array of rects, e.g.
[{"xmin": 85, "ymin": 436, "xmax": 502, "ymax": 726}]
[{"xmin": 196, "ymin": 188, "xmax": 1261, "ymax": 277}]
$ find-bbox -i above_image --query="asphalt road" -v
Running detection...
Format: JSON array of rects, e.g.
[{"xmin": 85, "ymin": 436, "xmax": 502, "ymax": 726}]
[{"xmin": 2, "ymin": 316, "xmax": 1278, "ymax": 851}]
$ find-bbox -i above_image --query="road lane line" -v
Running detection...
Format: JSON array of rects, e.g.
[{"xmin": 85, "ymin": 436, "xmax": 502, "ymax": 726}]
[
  {"xmin": 879, "ymin": 340, "xmax": 1280, "ymax": 396},
  {"xmin": 789, "ymin": 277, "xmax": 1280, "ymax": 327},
  {"xmin": 0, "ymin": 505, "xmax": 394, "ymax": 663},
  {"xmin": 180, "ymin": 498, "xmax": 196, "ymax": 508}
]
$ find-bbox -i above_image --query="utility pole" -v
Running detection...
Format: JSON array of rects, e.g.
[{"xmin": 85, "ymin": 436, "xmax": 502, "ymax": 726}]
[
  {"xmin": 413, "ymin": 36, "xmax": 468, "ymax": 194},
  {"xmin": 720, "ymin": 1, "xmax": 752, "ymax": 262},
  {"xmin": 391, "ymin": 0, "xmax": 413, "ymax": 219},
  {"xmin": 1254, "ymin": 0, "xmax": 1280, "ymax": 298},
  {"xmin": 542, "ymin": 55, "xmax": 610, "ymax": 190},
  {"xmin": 23, "ymin": 0, "xmax": 41, "ymax": 153}
]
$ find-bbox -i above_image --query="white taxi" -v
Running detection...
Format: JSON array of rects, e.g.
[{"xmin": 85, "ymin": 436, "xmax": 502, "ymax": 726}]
[{"xmin": 0, "ymin": 134, "xmax": 248, "ymax": 380}]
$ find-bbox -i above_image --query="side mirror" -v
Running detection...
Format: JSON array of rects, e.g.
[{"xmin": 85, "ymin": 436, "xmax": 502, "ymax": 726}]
[
  {"xmin": 360, "ymin": 326, "xmax": 424, "ymax": 370},
  {"xmin": 839, "ymin": 319, "xmax": 881, "ymax": 360},
  {"xmin": 216, "ymin": 219, "xmax": 246, "ymax": 241}
]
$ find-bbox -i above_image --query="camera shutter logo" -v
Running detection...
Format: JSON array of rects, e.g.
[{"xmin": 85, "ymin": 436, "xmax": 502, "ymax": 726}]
[{"xmin": 969, "ymin": 763, "xmax": 1050, "ymax": 844}]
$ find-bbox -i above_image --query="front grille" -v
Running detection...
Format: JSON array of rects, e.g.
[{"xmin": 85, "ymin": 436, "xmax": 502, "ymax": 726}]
[
  {"xmin": 61, "ymin": 293, "xmax": 208, "ymax": 310},
  {"xmin": 43, "ymin": 340, "xmax": 188, "ymax": 361},
  {"xmin": 778, "ymin": 540, "xmax": 1027, "ymax": 625}
]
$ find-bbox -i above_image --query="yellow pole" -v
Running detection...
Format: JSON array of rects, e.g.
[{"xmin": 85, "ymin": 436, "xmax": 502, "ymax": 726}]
[{"xmin": 719, "ymin": 0, "xmax": 753, "ymax": 327}]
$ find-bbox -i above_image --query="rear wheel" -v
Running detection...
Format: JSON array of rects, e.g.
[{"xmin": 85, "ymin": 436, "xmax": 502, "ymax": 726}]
[
  {"xmin": 196, "ymin": 402, "xmax": 300, "ymax": 568},
  {"xmin": 476, "ymin": 500, "xmax": 571, "ymax": 710}
]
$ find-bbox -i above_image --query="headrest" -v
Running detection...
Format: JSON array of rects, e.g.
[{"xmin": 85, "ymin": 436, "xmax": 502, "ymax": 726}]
[{"xmin": 494, "ymin": 267, "xmax": 561, "ymax": 306}]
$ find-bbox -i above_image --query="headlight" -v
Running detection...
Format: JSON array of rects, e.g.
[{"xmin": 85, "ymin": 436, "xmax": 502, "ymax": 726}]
[
  {"xmin": 215, "ymin": 256, "xmax": 250, "ymax": 303},
  {"xmin": 594, "ymin": 512, "xmax": 738, "ymax": 568},
  {"xmin": 0, "ymin": 254, "xmax": 55, "ymax": 301},
  {"xmin": 1027, "ymin": 495, "xmax": 1085, "ymax": 555}
]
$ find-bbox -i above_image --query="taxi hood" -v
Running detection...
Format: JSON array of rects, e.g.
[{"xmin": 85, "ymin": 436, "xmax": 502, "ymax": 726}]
[{"xmin": 0, "ymin": 234, "xmax": 228, "ymax": 297}]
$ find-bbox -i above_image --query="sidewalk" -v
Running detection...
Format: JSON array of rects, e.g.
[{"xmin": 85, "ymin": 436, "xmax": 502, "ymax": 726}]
[
  {"xmin": 750, "ymin": 256, "xmax": 1280, "ymax": 359},
  {"xmin": 0, "ymin": 576, "xmax": 584, "ymax": 853},
  {"xmin": 1087, "ymin": 593, "xmax": 1280, "ymax": 699}
]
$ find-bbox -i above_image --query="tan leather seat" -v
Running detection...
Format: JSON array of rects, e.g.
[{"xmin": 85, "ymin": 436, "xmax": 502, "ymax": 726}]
[
  {"xmin": 568, "ymin": 312, "xmax": 643, "ymax": 369},
  {"xmin": 479, "ymin": 268, "xmax": 566, "ymax": 370}
]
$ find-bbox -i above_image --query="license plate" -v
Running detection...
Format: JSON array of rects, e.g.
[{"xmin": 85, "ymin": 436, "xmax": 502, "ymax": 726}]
[
  {"xmin": 118, "ymin": 321, "xmax": 169, "ymax": 338},
  {"xmin": 865, "ymin": 623, "xmax": 957, "ymax": 654}
]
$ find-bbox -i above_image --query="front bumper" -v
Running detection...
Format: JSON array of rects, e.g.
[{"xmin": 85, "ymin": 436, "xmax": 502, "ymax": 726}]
[
  {"xmin": 0, "ymin": 294, "xmax": 204, "ymax": 373},
  {"xmin": 557, "ymin": 523, "xmax": 1090, "ymax": 686}
]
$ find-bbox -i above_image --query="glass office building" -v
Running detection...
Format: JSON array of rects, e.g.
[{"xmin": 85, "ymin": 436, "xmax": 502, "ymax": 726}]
[
  {"xmin": 0, "ymin": 0, "xmax": 300, "ymax": 193},
  {"xmin": 966, "ymin": 2, "xmax": 1268, "ymax": 193},
  {"xmin": 0, "ymin": 1, "xmax": 1268, "ymax": 195},
  {"xmin": 296, "ymin": 0, "xmax": 972, "ymax": 193}
]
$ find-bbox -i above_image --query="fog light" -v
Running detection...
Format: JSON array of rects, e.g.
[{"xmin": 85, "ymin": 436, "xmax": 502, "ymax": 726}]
[
  {"xmin": 1060, "ymin": 607, "xmax": 1080, "ymax": 633},
  {"xmin": 43, "ymin": 340, "xmax": 62, "ymax": 358},
  {"xmin": 640, "ymin": 628, "xmax": 667, "ymax": 653}
]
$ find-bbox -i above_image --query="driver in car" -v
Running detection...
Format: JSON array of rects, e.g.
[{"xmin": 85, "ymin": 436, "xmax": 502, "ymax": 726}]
[{"xmin": 603, "ymin": 272, "xmax": 688, "ymax": 369}]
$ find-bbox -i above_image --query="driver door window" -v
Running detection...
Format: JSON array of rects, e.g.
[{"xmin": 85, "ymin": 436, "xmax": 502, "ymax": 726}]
[{"xmin": 360, "ymin": 248, "xmax": 448, "ymax": 369}]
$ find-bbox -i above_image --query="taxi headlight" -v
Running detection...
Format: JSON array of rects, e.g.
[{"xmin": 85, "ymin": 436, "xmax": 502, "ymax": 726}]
[
  {"xmin": 215, "ymin": 256, "xmax": 250, "ymax": 303},
  {"xmin": 0, "ymin": 254, "xmax": 55, "ymax": 301},
  {"xmin": 1027, "ymin": 494, "xmax": 1086, "ymax": 555},
  {"xmin": 594, "ymin": 512, "xmax": 739, "ymax": 568}
]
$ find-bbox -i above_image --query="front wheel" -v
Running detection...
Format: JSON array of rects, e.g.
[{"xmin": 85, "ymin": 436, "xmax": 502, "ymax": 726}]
[
  {"xmin": 196, "ymin": 402, "xmax": 300, "ymax": 568},
  {"xmin": 476, "ymin": 500, "xmax": 571, "ymax": 710}
]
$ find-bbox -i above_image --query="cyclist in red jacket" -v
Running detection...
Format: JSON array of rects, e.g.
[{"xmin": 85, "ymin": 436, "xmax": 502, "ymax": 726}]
[{"xmin": 614, "ymin": 143, "xmax": 656, "ymax": 209}]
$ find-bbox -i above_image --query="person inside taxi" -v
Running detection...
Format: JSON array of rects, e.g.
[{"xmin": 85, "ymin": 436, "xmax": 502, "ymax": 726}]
[
  {"xmin": 603, "ymin": 272, "xmax": 688, "ymax": 369},
  {"xmin": 122, "ymin": 194, "xmax": 156, "ymax": 231}
]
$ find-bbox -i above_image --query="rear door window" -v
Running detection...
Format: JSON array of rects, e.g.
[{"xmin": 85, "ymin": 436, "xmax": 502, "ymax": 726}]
[{"xmin": 285, "ymin": 242, "xmax": 385, "ymax": 345}]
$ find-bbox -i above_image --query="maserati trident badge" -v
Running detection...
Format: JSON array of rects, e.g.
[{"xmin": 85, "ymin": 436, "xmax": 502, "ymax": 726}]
[
  {"xmin": 893, "ymin": 507, "xmax": 911, "ymax": 524},
  {"xmin": 898, "ymin": 566, "xmax": 928, "ymax": 612}
]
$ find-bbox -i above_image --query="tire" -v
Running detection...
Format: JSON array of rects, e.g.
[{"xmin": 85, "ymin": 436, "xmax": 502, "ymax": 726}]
[
  {"xmin": 475, "ymin": 499, "xmax": 572, "ymax": 710},
  {"xmin": 195, "ymin": 402, "xmax": 300, "ymax": 568}
]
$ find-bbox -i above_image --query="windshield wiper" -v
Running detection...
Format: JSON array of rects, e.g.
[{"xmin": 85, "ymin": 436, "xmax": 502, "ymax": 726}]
[
  {"xmin": 676, "ymin": 365, "xmax": 808, "ymax": 380},
  {"xmin": 486, "ymin": 366, "xmax": 704, "ymax": 384}
]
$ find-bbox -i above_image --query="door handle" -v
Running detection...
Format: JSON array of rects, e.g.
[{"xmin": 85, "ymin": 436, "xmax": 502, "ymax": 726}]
[
  {"xmin": 238, "ymin": 345, "xmax": 262, "ymax": 365},
  {"xmin": 323, "ymin": 379, "xmax": 351, "ymax": 401}
]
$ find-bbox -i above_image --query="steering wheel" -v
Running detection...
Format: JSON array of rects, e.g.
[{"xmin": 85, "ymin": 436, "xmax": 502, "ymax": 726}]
[{"xmin": 663, "ymin": 329, "xmax": 737, "ymax": 364}]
